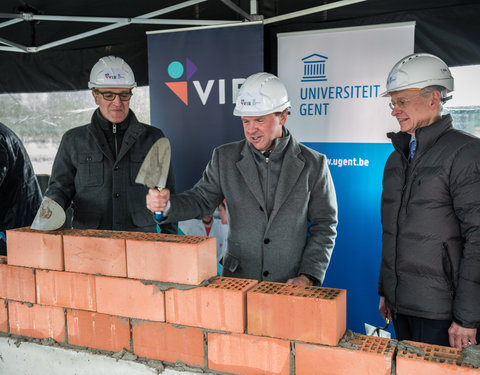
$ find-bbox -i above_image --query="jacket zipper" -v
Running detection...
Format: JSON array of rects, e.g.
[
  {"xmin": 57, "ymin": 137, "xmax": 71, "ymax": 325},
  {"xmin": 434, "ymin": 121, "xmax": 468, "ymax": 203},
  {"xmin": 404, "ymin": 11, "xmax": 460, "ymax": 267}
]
[
  {"xmin": 442, "ymin": 243, "xmax": 456, "ymax": 299},
  {"xmin": 112, "ymin": 123, "xmax": 118, "ymax": 158},
  {"xmin": 394, "ymin": 156, "xmax": 409, "ymax": 314}
]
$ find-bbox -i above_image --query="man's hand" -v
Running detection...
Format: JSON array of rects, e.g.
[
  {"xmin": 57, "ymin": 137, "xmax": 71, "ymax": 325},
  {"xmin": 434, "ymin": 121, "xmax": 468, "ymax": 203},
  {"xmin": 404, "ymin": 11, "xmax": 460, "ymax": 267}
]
[
  {"xmin": 146, "ymin": 188, "xmax": 170, "ymax": 213},
  {"xmin": 448, "ymin": 321, "xmax": 477, "ymax": 349},
  {"xmin": 286, "ymin": 274, "xmax": 314, "ymax": 286},
  {"xmin": 379, "ymin": 296, "xmax": 392, "ymax": 321}
]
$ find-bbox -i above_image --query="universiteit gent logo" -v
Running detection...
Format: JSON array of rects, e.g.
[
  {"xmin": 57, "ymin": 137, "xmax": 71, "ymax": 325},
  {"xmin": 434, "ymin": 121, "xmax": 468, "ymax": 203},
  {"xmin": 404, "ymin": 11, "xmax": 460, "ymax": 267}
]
[
  {"xmin": 165, "ymin": 58, "xmax": 198, "ymax": 105},
  {"xmin": 301, "ymin": 53, "xmax": 328, "ymax": 82}
]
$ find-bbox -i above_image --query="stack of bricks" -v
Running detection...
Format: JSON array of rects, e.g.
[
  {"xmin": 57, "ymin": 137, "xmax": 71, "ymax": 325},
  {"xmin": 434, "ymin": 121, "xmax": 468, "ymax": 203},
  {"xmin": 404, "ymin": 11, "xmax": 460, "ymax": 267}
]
[{"xmin": 0, "ymin": 227, "xmax": 478, "ymax": 374}]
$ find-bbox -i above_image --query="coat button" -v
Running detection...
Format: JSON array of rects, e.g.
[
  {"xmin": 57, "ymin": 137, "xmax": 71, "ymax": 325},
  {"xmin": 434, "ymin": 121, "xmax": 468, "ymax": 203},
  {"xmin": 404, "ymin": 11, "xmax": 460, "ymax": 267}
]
[
  {"xmin": 264, "ymin": 238, "xmax": 270, "ymax": 244},
  {"xmin": 114, "ymin": 193, "xmax": 120, "ymax": 198},
  {"xmin": 114, "ymin": 166, "xmax": 119, "ymax": 171},
  {"xmin": 263, "ymin": 271, "xmax": 269, "ymax": 277}
]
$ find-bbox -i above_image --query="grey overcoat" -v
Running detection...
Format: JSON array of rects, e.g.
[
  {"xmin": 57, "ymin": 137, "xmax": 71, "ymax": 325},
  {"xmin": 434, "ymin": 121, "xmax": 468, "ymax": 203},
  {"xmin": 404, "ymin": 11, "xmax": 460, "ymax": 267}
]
[{"xmin": 163, "ymin": 130, "xmax": 338, "ymax": 283}]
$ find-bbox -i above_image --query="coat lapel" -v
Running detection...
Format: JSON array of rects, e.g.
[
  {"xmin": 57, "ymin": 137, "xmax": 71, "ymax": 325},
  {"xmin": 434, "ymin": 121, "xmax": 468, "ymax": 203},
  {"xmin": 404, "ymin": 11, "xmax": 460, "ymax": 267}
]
[
  {"xmin": 116, "ymin": 118, "xmax": 145, "ymax": 163},
  {"xmin": 271, "ymin": 139, "xmax": 304, "ymax": 218},
  {"xmin": 236, "ymin": 142, "xmax": 265, "ymax": 208}
]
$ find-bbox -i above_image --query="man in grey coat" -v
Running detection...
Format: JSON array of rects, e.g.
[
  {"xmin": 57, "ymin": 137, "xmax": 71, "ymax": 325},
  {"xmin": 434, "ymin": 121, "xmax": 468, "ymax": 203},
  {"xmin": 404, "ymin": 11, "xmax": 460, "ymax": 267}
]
[
  {"xmin": 379, "ymin": 53, "xmax": 480, "ymax": 349},
  {"xmin": 44, "ymin": 56, "xmax": 176, "ymax": 233},
  {"xmin": 147, "ymin": 72, "xmax": 338, "ymax": 285}
]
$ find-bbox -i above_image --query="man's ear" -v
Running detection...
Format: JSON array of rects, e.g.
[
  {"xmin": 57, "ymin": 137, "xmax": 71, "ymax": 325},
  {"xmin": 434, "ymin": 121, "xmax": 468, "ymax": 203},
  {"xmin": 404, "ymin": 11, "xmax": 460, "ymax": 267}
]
[
  {"xmin": 92, "ymin": 90, "xmax": 100, "ymax": 105},
  {"xmin": 280, "ymin": 110, "xmax": 288, "ymax": 125},
  {"xmin": 430, "ymin": 90, "xmax": 442, "ymax": 109}
]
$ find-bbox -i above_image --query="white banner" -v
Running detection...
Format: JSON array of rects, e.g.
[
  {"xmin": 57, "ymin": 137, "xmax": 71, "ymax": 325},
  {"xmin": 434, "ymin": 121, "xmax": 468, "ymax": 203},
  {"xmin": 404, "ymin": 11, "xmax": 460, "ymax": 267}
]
[{"xmin": 278, "ymin": 22, "xmax": 415, "ymax": 143}]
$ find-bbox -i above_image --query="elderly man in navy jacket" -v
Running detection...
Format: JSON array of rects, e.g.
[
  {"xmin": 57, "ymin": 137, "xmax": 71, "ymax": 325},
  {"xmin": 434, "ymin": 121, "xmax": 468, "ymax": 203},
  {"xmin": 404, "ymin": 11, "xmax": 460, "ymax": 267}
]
[{"xmin": 379, "ymin": 53, "xmax": 480, "ymax": 349}]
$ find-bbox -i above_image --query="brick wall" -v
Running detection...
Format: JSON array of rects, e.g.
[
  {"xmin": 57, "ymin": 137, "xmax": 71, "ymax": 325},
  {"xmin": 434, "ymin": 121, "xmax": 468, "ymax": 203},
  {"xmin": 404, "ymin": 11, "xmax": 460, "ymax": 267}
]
[{"xmin": 1, "ymin": 227, "xmax": 478, "ymax": 374}]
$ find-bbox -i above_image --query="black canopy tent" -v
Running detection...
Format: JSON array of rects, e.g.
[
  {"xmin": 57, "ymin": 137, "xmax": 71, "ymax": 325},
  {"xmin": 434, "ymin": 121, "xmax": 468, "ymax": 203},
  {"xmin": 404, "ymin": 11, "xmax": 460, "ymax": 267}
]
[{"xmin": 0, "ymin": 0, "xmax": 479, "ymax": 94}]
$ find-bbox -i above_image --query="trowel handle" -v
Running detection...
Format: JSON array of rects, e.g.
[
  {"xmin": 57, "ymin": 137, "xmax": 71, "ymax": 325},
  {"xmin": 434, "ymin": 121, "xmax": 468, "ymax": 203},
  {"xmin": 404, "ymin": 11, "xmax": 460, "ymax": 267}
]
[{"xmin": 154, "ymin": 186, "xmax": 167, "ymax": 221}]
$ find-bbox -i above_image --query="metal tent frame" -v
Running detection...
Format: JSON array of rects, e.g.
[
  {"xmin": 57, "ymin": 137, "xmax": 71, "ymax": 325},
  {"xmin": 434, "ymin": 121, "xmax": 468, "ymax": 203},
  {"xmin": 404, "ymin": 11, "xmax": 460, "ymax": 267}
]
[{"xmin": 0, "ymin": 0, "xmax": 365, "ymax": 53}]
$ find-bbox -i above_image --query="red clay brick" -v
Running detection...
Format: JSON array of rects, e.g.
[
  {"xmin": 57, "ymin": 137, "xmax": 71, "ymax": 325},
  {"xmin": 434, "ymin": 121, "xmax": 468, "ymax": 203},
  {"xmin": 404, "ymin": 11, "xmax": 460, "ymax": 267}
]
[
  {"xmin": 0, "ymin": 298, "xmax": 7, "ymax": 332},
  {"xmin": 165, "ymin": 277, "xmax": 257, "ymax": 332},
  {"xmin": 6, "ymin": 227, "xmax": 64, "ymax": 270},
  {"xmin": 132, "ymin": 321, "xmax": 204, "ymax": 368},
  {"xmin": 208, "ymin": 332, "xmax": 291, "ymax": 375},
  {"xmin": 0, "ymin": 264, "xmax": 35, "ymax": 303},
  {"xmin": 36, "ymin": 270, "xmax": 96, "ymax": 311},
  {"xmin": 247, "ymin": 281, "xmax": 346, "ymax": 346},
  {"xmin": 296, "ymin": 333, "xmax": 395, "ymax": 375},
  {"xmin": 396, "ymin": 340, "xmax": 479, "ymax": 374},
  {"xmin": 95, "ymin": 276, "xmax": 165, "ymax": 321},
  {"xmin": 63, "ymin": 230, "xmax": 127, "ymax": 277},
  {"xmin": 8, "ymin": 301, "xmax": 65, "ymax": 341},
  {"xmin": 67, "ymin": 309, "xmax": 130, "ymax": 352},
  {"xmin": 126, "ymin": 232, "xmax": 216, "ymax": 285}
]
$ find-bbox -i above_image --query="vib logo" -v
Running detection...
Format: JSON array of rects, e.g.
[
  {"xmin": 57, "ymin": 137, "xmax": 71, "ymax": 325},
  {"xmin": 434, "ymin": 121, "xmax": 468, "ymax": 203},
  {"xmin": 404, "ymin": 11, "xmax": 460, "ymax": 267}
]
[
  {"xmin": 165, "ymin": 58, "xmax": 198, "ymax": 105},
  {"xmin": 301, "ymin": 53, "xmax": 328, "ymax": 82},
  {"xmin": 165, "ymin": 58, "xmax": 245, "ymax": 106}
]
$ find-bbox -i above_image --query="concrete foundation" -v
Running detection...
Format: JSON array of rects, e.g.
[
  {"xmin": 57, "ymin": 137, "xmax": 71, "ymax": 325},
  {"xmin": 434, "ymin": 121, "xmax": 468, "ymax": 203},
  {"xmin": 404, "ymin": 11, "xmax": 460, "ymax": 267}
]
[{"xmin": 0, "ymin": 336, "xmax": 211, "ymax": 375}]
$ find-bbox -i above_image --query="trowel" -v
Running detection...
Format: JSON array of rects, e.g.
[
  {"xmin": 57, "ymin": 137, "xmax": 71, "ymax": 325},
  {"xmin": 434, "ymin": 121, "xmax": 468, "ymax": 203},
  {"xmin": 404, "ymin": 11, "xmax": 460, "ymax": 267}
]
[
  {"xmin": 135, "ymin": 137, "xmax": 171, "ymax": 221},
  {"xmin": 31, "ymin": 196, "xmax": 66, "ymax": 231}
]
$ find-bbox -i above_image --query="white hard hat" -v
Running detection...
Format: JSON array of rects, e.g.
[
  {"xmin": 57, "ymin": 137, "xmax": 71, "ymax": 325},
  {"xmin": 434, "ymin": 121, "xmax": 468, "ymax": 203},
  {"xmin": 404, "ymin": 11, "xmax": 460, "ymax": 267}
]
[
  {"xmin": 382, "ymin": 53, "xmax": 453, "ymax": 97},
  {"xmin": 88, "ymin": 56, "xmax": 137, "ymax": 89},
  {"xmin": 233, "ymin": 72, "xmax": 291, "ymax": 116}
]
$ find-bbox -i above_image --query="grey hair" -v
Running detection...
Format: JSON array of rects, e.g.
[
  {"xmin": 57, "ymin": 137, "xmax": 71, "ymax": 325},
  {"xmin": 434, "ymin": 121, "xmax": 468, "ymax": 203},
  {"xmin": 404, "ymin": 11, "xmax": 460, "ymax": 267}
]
[{"xmin": 421, "ymin": 85, "xmax": 451, "ymax": 112}]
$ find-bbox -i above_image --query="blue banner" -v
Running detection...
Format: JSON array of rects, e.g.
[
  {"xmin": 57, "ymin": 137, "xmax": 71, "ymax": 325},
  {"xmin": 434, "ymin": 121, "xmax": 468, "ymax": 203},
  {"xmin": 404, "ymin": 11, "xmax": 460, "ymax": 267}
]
[
  {"xmin": 278, "ymin": 23, "xmax": 415, "ymax": 335},
  {"xmin": 305, "ymin": 142, "xmax": 394, "ymax": 334},
  {"xmin": 148, "ymin": 24, "xmax": 263, "ymax": 192}
]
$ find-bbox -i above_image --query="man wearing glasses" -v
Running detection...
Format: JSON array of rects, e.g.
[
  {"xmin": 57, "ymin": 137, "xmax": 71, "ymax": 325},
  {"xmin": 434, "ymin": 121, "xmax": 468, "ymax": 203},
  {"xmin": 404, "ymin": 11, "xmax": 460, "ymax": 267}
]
[
  {"xmin": 43, "ymin": 56, "xmax": 176, "ymax": 233},
  {"xmin": 378, "ymin": 53, "xmax": 480, "ymax": 349}
]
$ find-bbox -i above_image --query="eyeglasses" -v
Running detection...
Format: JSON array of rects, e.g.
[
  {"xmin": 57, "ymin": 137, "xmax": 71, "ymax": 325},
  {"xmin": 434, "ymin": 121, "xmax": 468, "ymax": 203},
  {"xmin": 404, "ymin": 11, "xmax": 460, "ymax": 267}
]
[
  {"xmin": 94, "ymin": 90, "xmax": 133, "ymax": 101},
  {"xmin": 389, "ymin": 93, "xmax": 422, "ymax": 110}
]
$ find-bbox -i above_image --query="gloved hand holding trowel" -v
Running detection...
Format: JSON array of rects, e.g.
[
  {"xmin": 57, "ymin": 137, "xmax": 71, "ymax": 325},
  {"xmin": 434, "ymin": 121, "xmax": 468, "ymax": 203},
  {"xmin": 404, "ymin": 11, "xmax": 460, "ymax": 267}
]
[{"xmin": 31, "ymin": 196, "xmax": 66, "ymax": 231}]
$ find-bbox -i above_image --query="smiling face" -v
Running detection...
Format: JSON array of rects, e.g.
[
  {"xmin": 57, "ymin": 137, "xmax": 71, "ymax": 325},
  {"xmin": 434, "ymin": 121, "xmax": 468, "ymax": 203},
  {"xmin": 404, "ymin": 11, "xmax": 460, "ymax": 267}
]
[
  {"xmin": 389, "ymin": 89, "xmax": 442, "ymax": 135},
  {"xmin": 92, "ymin": 87, "xmax": 131, "ymax": 123},
  {"xmin": 241, "ymin": 111, "xmax": 287, "ymax": 151}
]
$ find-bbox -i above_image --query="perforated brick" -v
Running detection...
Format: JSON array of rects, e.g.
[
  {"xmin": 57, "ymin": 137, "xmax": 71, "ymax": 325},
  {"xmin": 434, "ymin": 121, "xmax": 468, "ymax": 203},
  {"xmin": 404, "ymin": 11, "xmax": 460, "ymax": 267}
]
[
  {"xmin": 126, "ymin": 233, "xmax": 216, "ymax": 285},
  {"xmin": 9, "ymin": 301, "xmax": 65, "ymax": 342},
  {"xmin": 0, "ymin": 298, "xmax": 7, "ymax": 332},
  {"xmin": 208, "ymin": 332, "xmax": 291, "ymax": 375},
  {"xmin": 247, "ymin": 281, "xmax": 346, "ymax": 346},
  {"xmin": 165, "ymin": 277, "xmax": 257, "ymax": 332},
  {"xmin": 36, "ymin": 270, "xmax": 96, "ymax": 311},
  {"xmin": 63, "ymin": 229, "xmax": 127, "ymax": 277},
  {"xmin": 6, "ymin": 227, "xmax": 64, "ymax": 270},
  {"xmin": 396, "ymin": 340, "xmax": 479, "ymax": 374},
  {"xmin": 67, "ymin": 309, "xmax": 130, "ymax": 352},
  {"xmin": 296, "ymin": 333, "xmax": 395, "ymax": 374},
  {"xmin": 95, "ymin": 275, "xmax": 165, "ymax": 321},
  {"xmin": 0, "ymin": 264, "xmax": 36, "ymax": 303},
  {"xmin": 132, "ymin": 321, "xmax": 204, "ymax": 367}
]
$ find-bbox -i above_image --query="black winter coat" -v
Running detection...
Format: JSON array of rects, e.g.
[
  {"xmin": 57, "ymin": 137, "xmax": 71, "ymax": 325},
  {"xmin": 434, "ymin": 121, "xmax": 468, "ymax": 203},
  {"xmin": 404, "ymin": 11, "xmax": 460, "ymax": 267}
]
[
  {"xmin": 45, "ymin": 110, "xmax": 176, "ymax": 234},
  {"xmin": 0, "ymin": 122, "xmax": 42, "ymax": 254},
  {"xmin": 380, "ymin": 115, "xmax": 480, "ymax": 329}
]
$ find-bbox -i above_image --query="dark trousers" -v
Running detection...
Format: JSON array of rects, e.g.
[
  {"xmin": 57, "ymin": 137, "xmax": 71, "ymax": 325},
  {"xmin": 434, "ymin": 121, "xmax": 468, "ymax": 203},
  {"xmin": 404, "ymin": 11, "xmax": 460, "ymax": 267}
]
[
  {"xmin": 394, "ymin": 313, "xmax": 480, "ymax": 346},
  {"xmin": 393, "ymin": 314, "xmax": 450, "ymax": 345}
]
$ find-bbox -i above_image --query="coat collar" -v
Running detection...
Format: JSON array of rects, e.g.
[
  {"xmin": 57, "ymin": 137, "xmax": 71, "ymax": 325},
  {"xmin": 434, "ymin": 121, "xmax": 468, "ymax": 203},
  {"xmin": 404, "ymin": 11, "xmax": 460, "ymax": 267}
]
[
  {"xmin": 88, "ymin": 109, "xmax": 145, "ymax": 163},
  {"xmin": 236, "ymin": 128, "xmax": 305, "ymax": 220},
  {"xmin": 387, "ymin": 114, "xmax": 453, "ymax": 160}
]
